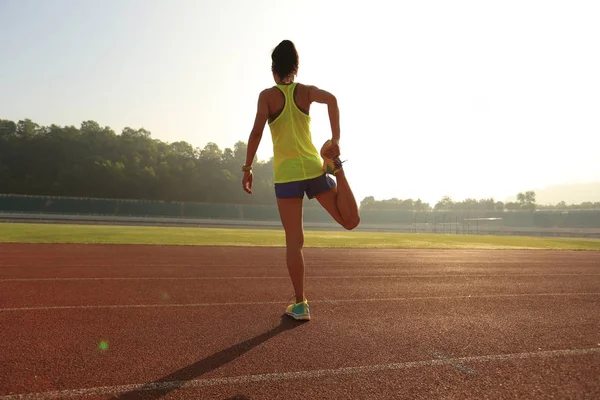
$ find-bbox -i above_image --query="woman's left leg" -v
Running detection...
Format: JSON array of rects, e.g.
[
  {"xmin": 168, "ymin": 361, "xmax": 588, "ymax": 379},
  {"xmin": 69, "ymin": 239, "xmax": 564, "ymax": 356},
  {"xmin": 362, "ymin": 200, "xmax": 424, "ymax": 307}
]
[{"xmin": 276, "ymin": 196, "xmax": 306, "ymax": 304}]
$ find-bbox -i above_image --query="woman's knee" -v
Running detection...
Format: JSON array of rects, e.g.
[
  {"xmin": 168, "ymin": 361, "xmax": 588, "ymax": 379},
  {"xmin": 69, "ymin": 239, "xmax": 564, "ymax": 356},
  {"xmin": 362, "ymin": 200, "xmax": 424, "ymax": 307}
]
[
  {"xmin": 286, "ymin": 233, "xmax": 304, "ymax": 249},
  {"xmin": 342, "ymin": 215, "xmax": 360, "ymax": 231}
]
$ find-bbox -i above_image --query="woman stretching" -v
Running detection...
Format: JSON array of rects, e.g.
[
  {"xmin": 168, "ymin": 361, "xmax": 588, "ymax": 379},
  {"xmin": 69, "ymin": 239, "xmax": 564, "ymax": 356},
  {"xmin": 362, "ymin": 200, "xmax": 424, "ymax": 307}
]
[{"xmin": 243, "ymin": 40, "xmax": 360, "ymax": 321}]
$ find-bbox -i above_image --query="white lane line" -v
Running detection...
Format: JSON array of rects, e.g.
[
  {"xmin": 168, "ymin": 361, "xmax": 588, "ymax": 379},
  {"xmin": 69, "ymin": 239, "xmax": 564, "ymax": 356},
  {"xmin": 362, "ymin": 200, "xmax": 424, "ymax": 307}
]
[
  {"xmin": 1, "ymin": 293, "xmax": 598, "ymax": 312},
  {"xmin": 2, "ymin": 273, "xmax": 599, "ymax": 282},
  {"xmin": 430, "ymin": 351, "xmax": 477, "ymax": 375},
  {"xmin": 321, "ymin": 297, "xmax": 339, "ymax": 306},
  {"xmin": 2, "ymin": 347, "xmax": 599, "ymax": 399}
]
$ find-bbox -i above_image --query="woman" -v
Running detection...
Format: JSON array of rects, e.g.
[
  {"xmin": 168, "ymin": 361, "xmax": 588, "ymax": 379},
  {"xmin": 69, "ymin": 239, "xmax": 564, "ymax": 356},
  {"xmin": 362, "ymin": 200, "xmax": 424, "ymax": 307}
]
[{"xmin": 242, "ymin": 40, "xmax": 360, "ymax": 321}]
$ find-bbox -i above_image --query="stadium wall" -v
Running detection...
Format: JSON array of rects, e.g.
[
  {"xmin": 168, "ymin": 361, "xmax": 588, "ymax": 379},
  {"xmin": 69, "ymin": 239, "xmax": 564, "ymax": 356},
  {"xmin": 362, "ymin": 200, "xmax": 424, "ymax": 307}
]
[{"xmin": 1, "ymin": 194, "xmax": 600, "ymax": 234}]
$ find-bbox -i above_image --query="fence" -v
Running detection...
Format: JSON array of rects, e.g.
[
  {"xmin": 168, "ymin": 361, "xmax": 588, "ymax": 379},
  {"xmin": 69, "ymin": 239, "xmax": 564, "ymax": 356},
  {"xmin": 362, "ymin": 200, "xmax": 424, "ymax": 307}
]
[
  {"xmin": 0, "ymin": 194, "xmax": 328, "ymax": 223},
  {"xmin": 1, "ymin": 194, "xmax": 600, "ymax": 233}
]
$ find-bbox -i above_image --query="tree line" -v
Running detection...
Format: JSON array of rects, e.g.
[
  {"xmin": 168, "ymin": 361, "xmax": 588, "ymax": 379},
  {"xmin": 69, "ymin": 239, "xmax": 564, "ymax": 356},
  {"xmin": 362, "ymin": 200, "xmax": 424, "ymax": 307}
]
[
  {"xmin": 1, "ymin": 118, "xmax": 598, "ymax": 211},
  {"xmin": 363, "ymin": 191, "xmax": 599, "ymax": 211},
  {"xmin": 0, "ymin": 119, "xmax": 275, "ymax": 204},
  {"xmin": 361, "ymin": 195, "xmax": 509, "ymax": 212}
]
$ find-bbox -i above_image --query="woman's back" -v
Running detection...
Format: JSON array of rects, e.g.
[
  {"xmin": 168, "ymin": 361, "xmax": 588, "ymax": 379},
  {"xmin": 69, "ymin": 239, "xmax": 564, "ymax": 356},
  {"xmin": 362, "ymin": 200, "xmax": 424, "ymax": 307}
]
[{"xmin": 266, "ymin": 82, "xmax": 323, "ymax": 184}]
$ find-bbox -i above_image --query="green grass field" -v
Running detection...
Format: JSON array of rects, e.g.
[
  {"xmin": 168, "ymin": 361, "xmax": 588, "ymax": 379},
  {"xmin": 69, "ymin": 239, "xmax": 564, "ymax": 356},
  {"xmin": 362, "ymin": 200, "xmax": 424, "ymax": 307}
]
[{"xmin": 1, "ymin": 223, "xmax": 599, "ymax": 250}]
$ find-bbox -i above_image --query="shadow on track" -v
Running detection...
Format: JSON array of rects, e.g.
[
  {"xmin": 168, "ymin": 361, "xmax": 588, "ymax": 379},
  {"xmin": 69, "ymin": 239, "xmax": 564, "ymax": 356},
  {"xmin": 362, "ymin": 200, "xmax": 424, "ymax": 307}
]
[{"xmin": 111, "ymin": 315, "xmax": 304, "ymax": 399}]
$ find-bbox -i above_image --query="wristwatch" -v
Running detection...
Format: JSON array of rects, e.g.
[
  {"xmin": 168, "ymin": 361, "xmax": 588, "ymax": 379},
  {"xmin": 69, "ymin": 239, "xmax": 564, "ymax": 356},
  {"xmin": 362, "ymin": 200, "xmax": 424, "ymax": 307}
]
[{"xmin": 242, "ymin": 165, "xmax": 252, "ymax": 172}]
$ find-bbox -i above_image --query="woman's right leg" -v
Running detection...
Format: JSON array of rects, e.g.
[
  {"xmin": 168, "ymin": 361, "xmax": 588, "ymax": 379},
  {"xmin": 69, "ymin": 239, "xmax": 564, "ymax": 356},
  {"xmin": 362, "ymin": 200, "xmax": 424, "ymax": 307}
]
[
  {"xmin": 315, "ymin": 170, "xmax": 360, "ymax": 230},
  {"xmin": 316, "ymin": 140, "xmax": 360, "ymax": 230}
]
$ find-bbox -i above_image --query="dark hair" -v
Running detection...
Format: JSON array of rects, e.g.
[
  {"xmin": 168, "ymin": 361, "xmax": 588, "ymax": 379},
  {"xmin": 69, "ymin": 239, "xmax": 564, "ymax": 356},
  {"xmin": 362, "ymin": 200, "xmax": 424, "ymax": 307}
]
[{"xmin": 271, "ymin": 40, "xmax": 299, "ymax": 80}]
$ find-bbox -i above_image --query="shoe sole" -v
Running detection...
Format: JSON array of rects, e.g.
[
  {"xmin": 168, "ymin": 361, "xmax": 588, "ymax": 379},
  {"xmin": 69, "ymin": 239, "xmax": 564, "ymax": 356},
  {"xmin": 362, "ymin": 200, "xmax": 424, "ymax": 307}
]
[{"xmin": 285, "ymin": 311, "xmax": 311, "ymax": 321}]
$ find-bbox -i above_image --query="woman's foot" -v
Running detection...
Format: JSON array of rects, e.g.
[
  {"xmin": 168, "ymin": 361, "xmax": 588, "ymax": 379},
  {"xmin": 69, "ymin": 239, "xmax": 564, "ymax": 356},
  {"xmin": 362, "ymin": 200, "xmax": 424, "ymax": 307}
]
[{"xmin": 284, "ymin": 298, "xmax": 311, "ymax": 321}]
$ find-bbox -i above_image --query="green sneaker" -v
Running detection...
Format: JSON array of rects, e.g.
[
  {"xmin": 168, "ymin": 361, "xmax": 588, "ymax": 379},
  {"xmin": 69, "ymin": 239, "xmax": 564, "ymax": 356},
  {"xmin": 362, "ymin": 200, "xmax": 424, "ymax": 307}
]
[{"xmin": 285, "ymin": 298, "xmax": 311, "ymax": 321}]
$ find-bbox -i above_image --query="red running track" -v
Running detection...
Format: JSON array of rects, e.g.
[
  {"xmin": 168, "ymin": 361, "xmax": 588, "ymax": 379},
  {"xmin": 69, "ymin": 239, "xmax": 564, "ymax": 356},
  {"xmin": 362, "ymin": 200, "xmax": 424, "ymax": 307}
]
[{"xmin": 1, "ymin": 244, "xmax": 599, "ymax": 399}]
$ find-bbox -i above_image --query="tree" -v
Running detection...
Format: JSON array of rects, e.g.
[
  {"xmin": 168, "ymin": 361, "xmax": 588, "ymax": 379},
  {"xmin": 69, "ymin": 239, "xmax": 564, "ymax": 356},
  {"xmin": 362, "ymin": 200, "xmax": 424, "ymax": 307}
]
[
  {"xmin": 233, "ymin": 141, "xmax": 254, "ymax": 166},
  {"xmin": 516, "ymin": 191, "xmax": 536, "ymax": 210},
  {"xmin": 525, "ymin": 191, "xmax": 536, "ymax": 205},
  {"xmin": 199, "ymin": 142, "xmax": 223, "ymax": 162},
  {"xmin": 0, "ymin": 118, "xmax": 279, "ymax": 204},
  {"xmin": 0, "ymin": 120, "xmax": 17, "ymax": 137},
  {"xmin": 80, "ymin": 120, "xmax": 102, "ymax": 135},
  {"xmin": 360, "ymin": 196, "xmax": 375, "ymax": 208},
  {"xmin": 435, "ymin": 196, "xmax": 454, "ymax": 211},
  {"xmin": 170, "ymin": 141, "xmax": 195, "ymax": 159},
  {"xmin": 122, "ymin": 127, "xmax": 151, "ymax": 138},
  {"xmin": 16, "ymin": 119, "xmax": 40, "ymax": 138}
]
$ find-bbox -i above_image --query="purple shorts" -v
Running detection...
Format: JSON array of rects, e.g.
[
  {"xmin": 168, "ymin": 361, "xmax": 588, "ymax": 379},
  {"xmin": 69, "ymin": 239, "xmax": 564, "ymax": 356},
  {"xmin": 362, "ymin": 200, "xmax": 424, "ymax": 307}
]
[{"xmin": 274, "ymin": 174, "xmax": 336, "ymax": 199}]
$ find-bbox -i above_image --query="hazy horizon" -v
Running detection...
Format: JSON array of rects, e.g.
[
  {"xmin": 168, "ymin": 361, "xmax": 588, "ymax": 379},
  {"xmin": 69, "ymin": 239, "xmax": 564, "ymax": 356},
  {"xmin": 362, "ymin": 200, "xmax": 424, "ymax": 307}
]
[{"xmin": 2, "ymin": 0, "xmax": 599, "ymax": 205}]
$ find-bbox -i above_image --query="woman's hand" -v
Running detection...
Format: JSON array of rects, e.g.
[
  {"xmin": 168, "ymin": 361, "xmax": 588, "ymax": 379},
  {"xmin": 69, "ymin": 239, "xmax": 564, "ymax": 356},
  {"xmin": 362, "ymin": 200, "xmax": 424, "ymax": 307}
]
[
  {"xmin": 323, "ymin": 139, "xmax": 340, "ymax": 159},
  {"xmin": 242, "ymin": 170, "xmax": 253, "ymax": 194}
]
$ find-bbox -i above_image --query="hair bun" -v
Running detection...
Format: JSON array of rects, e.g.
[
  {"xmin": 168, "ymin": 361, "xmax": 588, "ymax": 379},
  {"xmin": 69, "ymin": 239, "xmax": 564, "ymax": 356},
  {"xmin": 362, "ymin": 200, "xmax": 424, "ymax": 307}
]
[{"xmin": 271, "ymin": 40, "xmax": 299, "ymax": 80}]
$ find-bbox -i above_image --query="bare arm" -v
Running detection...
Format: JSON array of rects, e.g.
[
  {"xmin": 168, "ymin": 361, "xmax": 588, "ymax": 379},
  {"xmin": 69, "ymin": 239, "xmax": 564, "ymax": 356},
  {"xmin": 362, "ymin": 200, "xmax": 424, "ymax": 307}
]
[
  {"xmin": 308, "ymin": 86, "xmax": 340, "ymax": 143},
  {"xmin": 245, "ymin": 90, "xmax": 269, "ymax": 167}
]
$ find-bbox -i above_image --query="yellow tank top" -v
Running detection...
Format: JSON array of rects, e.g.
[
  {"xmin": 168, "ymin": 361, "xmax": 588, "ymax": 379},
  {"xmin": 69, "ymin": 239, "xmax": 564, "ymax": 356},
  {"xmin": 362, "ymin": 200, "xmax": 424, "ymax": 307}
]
[{"xmin": 268, "ymin": 82, "xmax": 323, "ymax": 184}]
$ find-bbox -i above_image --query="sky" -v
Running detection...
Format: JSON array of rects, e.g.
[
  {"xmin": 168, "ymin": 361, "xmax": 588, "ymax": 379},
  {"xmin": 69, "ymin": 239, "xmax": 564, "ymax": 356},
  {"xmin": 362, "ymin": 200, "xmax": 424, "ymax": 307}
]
[{"xmin": 1, "ymin": 0, "xmax": 599, "ymax": 205}]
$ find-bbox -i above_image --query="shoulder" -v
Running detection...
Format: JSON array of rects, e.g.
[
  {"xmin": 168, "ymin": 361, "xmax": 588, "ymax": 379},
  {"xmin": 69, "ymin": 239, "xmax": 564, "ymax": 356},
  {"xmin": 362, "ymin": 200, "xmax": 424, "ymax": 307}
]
[
  {"xmin": 297, "ymin": 83, "xmax": 324, "ymax": 96},
  {"xmin": 296, "ymin": 83, "xmax": 314, "ymax": 90},
  {"xmin": 295, "ymin": 83, "xmax": 316, "ymax": 96},
  {"xmin": 259, "ymin": 87, "xmax": 273, "ymax": 97},
  {"xmin": 259, "ymin": 86, "xmax": 282, "ymax": 99}
]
